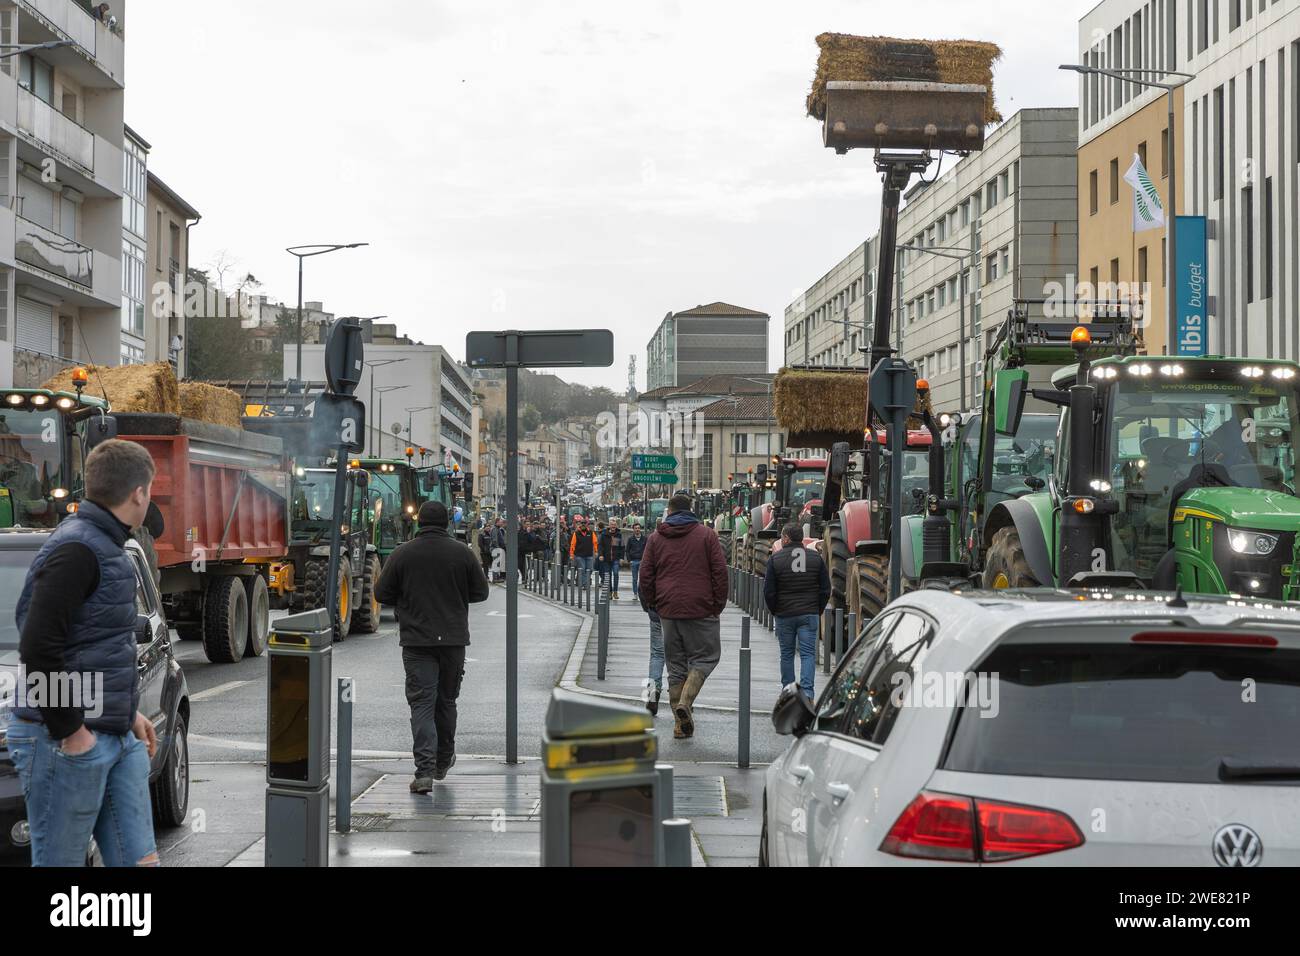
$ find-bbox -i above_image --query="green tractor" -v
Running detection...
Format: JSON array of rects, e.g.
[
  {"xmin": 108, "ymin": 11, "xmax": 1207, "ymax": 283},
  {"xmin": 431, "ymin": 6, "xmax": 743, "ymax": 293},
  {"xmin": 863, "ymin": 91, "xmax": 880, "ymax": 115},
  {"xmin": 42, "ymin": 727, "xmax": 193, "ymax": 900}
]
[
  {"xmin": 352, "ymin": 457, "xmax": 453, "ymax": 564},
  {"xmin": 280, "ymin": 465, "xmax": 382, "ymax": 640},
  {"xmin": 906, "ymin": 305, "xmax": 1300, "ymax": 601}
]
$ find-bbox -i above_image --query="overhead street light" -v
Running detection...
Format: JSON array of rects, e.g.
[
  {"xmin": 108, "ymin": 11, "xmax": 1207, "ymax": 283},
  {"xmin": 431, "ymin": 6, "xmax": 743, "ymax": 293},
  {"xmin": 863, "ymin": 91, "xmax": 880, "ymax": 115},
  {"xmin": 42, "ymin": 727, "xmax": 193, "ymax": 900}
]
[
  {"xmin": 373, "ymin": 385, "xmax": 408, "ymax": 458},
  {"xmin": 0, "ymin": 40, "xmax": 74, "ymax": 59},
  {"xmin": 286, "ymin": 243, "xmax": 369, "ymax": 381},
  {"xmin": 1060, "ymin": 63, "xmax": 1195, "ymax": 354},
  {"xmin": 898, "ymin": 241, "xmax": 977, "ymax": 409}
]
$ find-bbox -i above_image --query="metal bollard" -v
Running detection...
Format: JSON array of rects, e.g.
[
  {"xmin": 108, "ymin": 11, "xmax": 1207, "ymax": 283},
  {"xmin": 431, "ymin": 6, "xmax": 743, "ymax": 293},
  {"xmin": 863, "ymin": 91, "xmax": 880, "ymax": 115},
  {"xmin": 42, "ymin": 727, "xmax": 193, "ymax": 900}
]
[
  {"xmin": 657, "ymin": 763, "xmax": 675, "ymax": 821},
  {"xmin": 663, "ymin": 819, "xmax": 693, "ymax": 867},
  {"xmin": 834, "ymin": 607, "xmax": 844, "ymax": 666},
  {"xmin": 846, "ymin": 611, "xmax": 857, "ymax": 654},
  {"xmin": 597, "ymin": 588, "xmax": 609, "ymax": 680},
  {"xmin": 738, "ymin": 617, "xmax": 751, "ymax": 769},
  {"xmin": 822, "ymin": 609, "xmax": 833, "ymax": 673},
  {"xmin": 336, "ymin": 676, "xmax": 353, "ymax": 834}
]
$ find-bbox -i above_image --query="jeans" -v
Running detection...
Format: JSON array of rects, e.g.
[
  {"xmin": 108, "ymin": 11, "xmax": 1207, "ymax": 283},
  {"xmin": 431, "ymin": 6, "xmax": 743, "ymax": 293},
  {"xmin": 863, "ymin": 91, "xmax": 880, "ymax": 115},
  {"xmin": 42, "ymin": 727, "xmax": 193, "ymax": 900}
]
[
  {"xmin": 402, "ymin": 646, "xmax": 466, "ymax": 777},
  {"xmin": 608, "ymin": 561, "xmax": 620, "ymax": 595},
  {"xmin": 775, "ymin": 613, "xmax": 819, "ymax": 700},
  {"xmin": 4, "ymin": 715, "xmax": 156, "ymax": 867},
  {"xmin": 647, "ymin": 615, "xmax": 665, "ymax": 691},
  {"xmin": 574, "ymin": 555, "xmax": 594, "ymax": 587},
  {"xmin": 630, "ymin": 560, "xmax": 641, "ymax": 596}
]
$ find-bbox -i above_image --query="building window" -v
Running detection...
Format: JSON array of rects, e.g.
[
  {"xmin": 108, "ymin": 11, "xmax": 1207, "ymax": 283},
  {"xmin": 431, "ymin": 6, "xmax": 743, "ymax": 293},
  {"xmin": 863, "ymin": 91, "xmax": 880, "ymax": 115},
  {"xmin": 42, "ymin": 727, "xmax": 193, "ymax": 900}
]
[
  {"xmin": 1000, "ymin": 247, "xmax": 1010, "ymax": 278},
  {"xmin": 960, "ymin": 199, "xmax": 970, "ymax": 226},
  {"xmin": 1263, "ymin": 177, "xmax": 1273, "ymax": 300},
  {"xmin": 1243, "ymin": 185, "xmax": 1254, "ymax": 304},
  {"xmin": 1089, "ymin": 169, "xmax": 1098, "ymax": 215},
  {"xmin": 986, "ymin": 178, "xmax": 998, "ymax": 208},
  {"xmin": 1138, "ymin": 245, "xmax": 1148, "ymax": 287},
  {"xmin": 1137, "ymin": 140, "xmax": 1148, "ymax": 170},
  {"xmin": 1109, "ymin": 157, "xmax": 1120, "ymax": 204},
  {"xmin": 986, "ymin": 253, "xmax": 998, "ymax": 283},
  {"xmin": 733, "ymin": 432, "xmax": 748, "ymax": 455},
  {"xmin": 1161, "ymin": 127, "xmax": 1170, "ymax": 178}
]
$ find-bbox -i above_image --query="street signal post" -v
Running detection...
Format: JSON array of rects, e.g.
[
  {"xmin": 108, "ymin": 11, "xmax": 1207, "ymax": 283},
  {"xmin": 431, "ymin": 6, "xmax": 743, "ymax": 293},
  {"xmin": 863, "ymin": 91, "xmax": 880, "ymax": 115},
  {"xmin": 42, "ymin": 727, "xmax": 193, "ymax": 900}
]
[
  {"xmin": 541, "ymin": 689, "xmax": 662, "ymax": 867},
  {"xmin": 322, "ymin": 317, "xmax": 366, "ymax": 640},
  {"xmin": 467, "ymin": 329, "xmax": 614, "ymax": 764},
  {"xmin": 265, "ymin": 608, "xmax": 333, "ymax": 867}
]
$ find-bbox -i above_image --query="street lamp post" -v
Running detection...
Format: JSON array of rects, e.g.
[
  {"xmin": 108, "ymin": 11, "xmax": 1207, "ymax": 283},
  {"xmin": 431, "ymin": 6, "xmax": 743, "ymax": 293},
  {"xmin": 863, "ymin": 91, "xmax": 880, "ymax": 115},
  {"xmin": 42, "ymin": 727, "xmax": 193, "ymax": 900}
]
[
  {"xmin": 0, "ymin": 40, "xmax": 72, "ymax": 59},
  {"xmin": 1060, "ymin": 64, "xmax": 1194, "ymax": 354},
  {"xmin": 286, "ymin": 243, "xmax": 368, "ymax": 381},
  {"xmin": 363, "ymin": 352, "xmax": 404, "ymax": 457},
  {"xmin": 373, "ymin": 385, "xmax": 408, "ymax": 458},
  {"xmin": 405, "ymin": 404, "xmax": 437, "ymax": 452},
  {"xmin": 899, "ymin": 242, "xmax": 974, "ymax": 408}
]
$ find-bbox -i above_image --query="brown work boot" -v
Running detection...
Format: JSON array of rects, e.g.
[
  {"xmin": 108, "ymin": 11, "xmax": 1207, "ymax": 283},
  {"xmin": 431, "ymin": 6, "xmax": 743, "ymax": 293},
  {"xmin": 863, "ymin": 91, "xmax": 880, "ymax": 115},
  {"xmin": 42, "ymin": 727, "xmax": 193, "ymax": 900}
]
[
  {"xmin": 676, "ymin": 670, "xmax": 704, "ymax": 738},
  {"xmin": 669, "ymin": 683, "xmax": 687, "ymax": 739}
]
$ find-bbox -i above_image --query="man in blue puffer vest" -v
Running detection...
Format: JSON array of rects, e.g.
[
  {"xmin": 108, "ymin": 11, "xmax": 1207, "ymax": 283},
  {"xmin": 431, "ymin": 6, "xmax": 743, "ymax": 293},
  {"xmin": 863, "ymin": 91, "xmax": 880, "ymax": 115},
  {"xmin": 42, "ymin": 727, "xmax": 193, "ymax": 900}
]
[{"xmin": 6, "ymin": 438, "xmax": 160, "ymax": 866}]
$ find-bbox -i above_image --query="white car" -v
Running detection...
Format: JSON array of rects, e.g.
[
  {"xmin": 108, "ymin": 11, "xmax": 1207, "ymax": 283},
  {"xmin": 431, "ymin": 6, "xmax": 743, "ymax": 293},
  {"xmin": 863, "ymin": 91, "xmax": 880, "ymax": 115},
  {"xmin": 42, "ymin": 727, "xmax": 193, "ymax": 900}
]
[{"xmin": 762, "ymin": 587, "xmax": 1300, "ymax": 867}]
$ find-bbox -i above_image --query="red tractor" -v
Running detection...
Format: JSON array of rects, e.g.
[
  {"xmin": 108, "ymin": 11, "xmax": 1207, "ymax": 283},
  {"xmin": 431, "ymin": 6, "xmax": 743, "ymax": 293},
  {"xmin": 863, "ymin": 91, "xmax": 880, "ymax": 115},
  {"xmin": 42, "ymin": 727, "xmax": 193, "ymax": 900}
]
[{"xmin": 741, "ymin": 456, "xmax": 827, "ymax": 578}]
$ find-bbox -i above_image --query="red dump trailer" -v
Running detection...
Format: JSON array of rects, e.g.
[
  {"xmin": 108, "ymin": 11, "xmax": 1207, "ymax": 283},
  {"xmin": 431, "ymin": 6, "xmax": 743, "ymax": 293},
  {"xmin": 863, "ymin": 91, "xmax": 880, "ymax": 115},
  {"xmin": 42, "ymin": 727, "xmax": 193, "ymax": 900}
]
[{"xmin": 115, "ymin": 413, "xmax": 291, "ymax": 664}]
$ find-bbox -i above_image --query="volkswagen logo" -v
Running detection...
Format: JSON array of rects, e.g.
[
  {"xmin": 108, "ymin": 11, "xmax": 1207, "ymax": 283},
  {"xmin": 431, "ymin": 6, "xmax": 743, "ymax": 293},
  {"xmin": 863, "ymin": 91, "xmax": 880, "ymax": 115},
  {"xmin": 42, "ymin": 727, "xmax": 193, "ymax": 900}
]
[{"xmin": 1212, "ymin": 824, "xmax": 1262, "ymax": 867}]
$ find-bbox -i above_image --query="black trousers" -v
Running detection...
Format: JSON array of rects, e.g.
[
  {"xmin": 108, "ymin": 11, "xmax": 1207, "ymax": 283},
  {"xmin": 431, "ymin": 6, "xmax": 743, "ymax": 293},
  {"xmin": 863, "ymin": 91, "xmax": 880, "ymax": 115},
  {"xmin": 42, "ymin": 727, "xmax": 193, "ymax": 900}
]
[{"xmin": 402, "ymin": 645, "xmax": 466, "ymax": 776}]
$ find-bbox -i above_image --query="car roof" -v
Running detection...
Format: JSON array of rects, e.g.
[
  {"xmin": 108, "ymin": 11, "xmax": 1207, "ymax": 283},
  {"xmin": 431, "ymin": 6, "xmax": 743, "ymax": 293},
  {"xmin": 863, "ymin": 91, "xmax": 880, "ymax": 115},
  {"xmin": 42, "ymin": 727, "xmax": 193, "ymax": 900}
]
[
  {"xmin": 0, "ymin": 529, "xmax": 53, "ymax": 549},
  {"xmin": 889, "ymin": 586, "xmax": 1300, "ymax": 657}
]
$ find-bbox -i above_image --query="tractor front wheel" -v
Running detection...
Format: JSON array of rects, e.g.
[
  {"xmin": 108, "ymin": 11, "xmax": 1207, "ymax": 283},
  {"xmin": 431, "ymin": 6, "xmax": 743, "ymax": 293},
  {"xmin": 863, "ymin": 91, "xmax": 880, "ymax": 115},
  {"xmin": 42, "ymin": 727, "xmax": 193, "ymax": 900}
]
[{"xmin": 983, "ymin": 527, "xmax": 1040, "ymax": 589}]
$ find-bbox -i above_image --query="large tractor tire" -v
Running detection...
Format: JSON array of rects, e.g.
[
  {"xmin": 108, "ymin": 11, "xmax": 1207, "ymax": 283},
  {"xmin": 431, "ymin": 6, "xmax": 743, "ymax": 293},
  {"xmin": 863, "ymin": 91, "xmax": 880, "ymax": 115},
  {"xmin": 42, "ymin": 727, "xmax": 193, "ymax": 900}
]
[
  {"xmin": 825, "ymin": 519, "xmax": 850, "ymax": 610},
  {"xmin": 848, "ymin": 554, "xmax": 890, "ymax": 626},
  {"xmin": 983, "ymin": 527, "xmax": 1040, "ymax": 589},
  {"xmin": 719, "ymin": 532, "xmax": 734, "ymax": 567},
  {"xmin": 352, "ymin": 553, "xmax": 382, "ymax": 634},
  {"xmin": 202, "ymin": 576, "xmax": 248, "ymax": 664},
  {"xmin": 304, "ymin": 557, "xmax": 353, "ymax": 643},
  {"xmin": 752, "ymin": 538, "xmax": 773, "ymax": 579},
  {"xmin": 243, "ymin": 574, "xmax": 270, "ymax": 658}
]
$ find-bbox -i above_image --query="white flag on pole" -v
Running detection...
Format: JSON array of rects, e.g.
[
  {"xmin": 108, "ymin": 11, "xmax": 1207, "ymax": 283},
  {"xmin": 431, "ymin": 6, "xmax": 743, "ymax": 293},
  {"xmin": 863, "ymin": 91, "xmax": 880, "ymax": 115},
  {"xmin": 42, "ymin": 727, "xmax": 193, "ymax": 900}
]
[{"xmin": 1123, "ymin": 152, "xmax": 1165, "ymax": 232}]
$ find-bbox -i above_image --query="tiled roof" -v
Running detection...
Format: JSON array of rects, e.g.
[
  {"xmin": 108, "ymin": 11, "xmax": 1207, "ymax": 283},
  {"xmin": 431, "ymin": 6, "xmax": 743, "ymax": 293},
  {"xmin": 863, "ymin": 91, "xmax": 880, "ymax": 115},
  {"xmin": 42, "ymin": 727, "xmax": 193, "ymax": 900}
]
[
  {"xmin": 674, "ymin": 301, "xmax": 769, "ymax": 318},
  {"xmin": 672, "ymin": 373, "xmax": 772, "ymax": 397},
  {"xmin": 694, "ymin": 395, "xmax": 774, "ymax": 420}
]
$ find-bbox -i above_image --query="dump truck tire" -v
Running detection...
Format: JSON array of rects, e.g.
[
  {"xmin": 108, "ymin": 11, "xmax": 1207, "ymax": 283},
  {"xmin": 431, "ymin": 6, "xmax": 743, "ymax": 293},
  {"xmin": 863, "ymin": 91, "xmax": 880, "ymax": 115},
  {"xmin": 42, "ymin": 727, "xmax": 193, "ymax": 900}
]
[
  {"xmin": 352, "ymin": 553, "xmax": 381, "ymax": 634},
  {"xmin": 203, "ymin": 576, "xmax": 248, "ymax": 664},
  {"xmin": 243, "ymin": 574, "xmax": 269, "ymax": 658},
  {"xmin": 983, "ymin": 527, "xmax": 1039, "ymax": 589}
]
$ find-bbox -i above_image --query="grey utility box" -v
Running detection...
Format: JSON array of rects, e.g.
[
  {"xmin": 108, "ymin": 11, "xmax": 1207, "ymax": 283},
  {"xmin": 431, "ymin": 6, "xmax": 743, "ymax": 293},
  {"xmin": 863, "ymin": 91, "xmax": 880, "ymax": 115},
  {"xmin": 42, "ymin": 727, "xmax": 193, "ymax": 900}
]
[
  {"xmin": 540, "ymin": 689, "xmax": 661, "ymax": 867},
  {"xmin": 265, "ymin": 608, "xmax": 333, "ymax": 867}
]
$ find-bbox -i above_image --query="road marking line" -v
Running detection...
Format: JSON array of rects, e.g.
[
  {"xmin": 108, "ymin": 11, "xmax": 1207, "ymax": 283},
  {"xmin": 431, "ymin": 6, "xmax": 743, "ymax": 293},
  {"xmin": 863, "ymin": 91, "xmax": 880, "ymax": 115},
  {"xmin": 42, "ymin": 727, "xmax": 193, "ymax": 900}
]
[{"xmin": 190, "ymin": 680, "xmax": 255, "ymax": 702}]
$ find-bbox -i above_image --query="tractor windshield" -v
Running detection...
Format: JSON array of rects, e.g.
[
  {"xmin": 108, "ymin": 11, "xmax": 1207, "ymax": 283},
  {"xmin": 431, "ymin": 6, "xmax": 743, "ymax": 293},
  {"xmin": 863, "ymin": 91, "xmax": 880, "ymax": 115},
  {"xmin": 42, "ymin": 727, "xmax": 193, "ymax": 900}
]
[
  {"xmin": 1106, "ymin": 366, "xmax": 1299, "ymax": 579},
  {"xmin": 962, "ymin": 413, "xmax": 1059, "ymax": 502},
  {"xmin": 368, "ymin": 470, "xmax": 406, "ymax": 550},
  {"xmin": 0, "ymin": 408, "xmax": 78, "ymax": 528},
  {"xmin": 291, "ymin": 470, "xmax": 339, "ymax": 539},
  {"xmin": 787, "ymin": 468, "xmax": 825, "ymax": 508}
]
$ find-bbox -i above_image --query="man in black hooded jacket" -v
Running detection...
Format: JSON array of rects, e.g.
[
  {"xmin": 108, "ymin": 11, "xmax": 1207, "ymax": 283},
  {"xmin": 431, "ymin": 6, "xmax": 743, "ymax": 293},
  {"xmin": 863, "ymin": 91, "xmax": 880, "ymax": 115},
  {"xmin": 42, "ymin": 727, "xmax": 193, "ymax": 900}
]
[{"xmin": 376, "ymin": 500, "xmax": 490, "ymax": 792}]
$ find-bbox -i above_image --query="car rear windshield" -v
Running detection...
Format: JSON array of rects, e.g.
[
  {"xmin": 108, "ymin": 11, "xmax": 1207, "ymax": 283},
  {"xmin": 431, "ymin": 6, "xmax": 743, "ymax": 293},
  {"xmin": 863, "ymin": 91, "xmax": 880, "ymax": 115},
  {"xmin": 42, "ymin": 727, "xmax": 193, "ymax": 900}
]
[{"xmin": 943, "ymin": 640, "xmax": 1300, "ymax": 783}]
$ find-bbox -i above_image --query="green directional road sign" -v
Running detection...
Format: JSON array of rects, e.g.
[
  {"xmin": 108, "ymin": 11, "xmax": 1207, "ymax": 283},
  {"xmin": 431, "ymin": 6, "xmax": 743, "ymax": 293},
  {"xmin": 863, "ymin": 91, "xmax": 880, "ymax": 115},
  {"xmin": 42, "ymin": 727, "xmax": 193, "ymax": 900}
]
[
  {"xmin": 632, "ymin": 471, "xmax": 677, "ymax": 485},
  {"xmin": 632, "ymin": 454, "xmax": 678, "ymax": 471}
]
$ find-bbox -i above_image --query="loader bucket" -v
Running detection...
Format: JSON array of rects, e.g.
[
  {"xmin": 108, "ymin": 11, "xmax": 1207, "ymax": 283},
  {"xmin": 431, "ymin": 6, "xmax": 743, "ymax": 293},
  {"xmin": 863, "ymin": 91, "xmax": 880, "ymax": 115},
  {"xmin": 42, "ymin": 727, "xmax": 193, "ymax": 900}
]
[{"xmin": 823, "ymin": 81, "xmax": 988, "ymax": 153}]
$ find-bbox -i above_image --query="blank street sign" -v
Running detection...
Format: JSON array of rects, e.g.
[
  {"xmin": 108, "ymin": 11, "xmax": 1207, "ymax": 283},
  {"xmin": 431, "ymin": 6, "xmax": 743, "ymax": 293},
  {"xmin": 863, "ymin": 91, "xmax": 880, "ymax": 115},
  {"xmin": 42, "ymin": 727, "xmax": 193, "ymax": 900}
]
[{"xmin": 466, "ymin": 329, "xmax": 615, "ymax": 369}]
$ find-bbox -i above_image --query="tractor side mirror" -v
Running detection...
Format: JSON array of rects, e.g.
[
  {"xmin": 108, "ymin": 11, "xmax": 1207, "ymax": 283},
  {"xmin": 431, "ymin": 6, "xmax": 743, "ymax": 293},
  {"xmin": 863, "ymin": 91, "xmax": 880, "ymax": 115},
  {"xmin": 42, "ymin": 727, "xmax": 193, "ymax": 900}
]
[
  {"xmin": 828, "ymin": 442, "xmax": 850, "ymax": 481},
  {"xmin": 86, "ymin": 413, "xmax": 118, "ymax": 450},
  {"xmin": 993, "ymin": 369, "xmax": 1029, "ymax": 437}
]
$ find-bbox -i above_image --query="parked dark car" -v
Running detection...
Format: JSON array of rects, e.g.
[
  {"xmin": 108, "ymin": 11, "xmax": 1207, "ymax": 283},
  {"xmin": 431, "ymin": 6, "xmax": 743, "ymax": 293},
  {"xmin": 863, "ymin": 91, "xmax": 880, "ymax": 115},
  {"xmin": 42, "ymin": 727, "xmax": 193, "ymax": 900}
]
[{"xmin": 0, "ymin": 530, "xmax": 191, "ymax": 864}]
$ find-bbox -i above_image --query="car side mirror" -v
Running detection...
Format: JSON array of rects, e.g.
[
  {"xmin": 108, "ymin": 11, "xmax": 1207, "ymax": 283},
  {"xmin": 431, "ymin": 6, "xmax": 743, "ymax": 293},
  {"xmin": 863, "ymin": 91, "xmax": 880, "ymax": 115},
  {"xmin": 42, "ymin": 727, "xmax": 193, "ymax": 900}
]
[
  {"xmin": 134, "ymin": 614, "xmax": 153, "ymax": 644},
  {"xmin": 772, "ymin": 683, "xmax": 816, "ymax": 737}
]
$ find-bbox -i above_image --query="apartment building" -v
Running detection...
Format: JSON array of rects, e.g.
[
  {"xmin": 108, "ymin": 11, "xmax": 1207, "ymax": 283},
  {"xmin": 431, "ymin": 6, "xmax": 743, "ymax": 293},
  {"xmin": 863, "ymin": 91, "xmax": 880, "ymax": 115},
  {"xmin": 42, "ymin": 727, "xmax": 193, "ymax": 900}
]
[
  {"xmin": 646, "ymin": 301, "xmax": 769, "ymax": 391},
  {"xmin": 292, "ymin": 340, "xmax": 476, "ymax": 465},
  {"xmin": 1077, "ymin": 0, "xmax": 1184, "ymax": 356},
  {"xmin": 0, "ymin": 0, "xmax": 127, "ymax": 387},
  {"xmin": 782, "ymin": 237, "xmax": 878, "ymax": 370},
  {"xmin": 144, "ymin": 170, "xmax": 198, "ymax": 374},
  {"xmin": 785, "ymin": 108, "xmax": 1079, "ymax": 411}
]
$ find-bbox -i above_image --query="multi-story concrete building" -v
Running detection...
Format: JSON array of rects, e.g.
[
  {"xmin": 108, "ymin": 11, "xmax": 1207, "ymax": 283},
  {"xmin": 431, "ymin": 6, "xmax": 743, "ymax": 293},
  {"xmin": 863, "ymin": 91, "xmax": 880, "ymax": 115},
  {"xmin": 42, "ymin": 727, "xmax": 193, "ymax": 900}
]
[
  {"xmin": 144, "ymin": 170, "xmax": 199, "ymax": 374},
  {"xmin": 0, "ymin": 0, "xmax": 127, "ymax": 387},
  {"xmin": 783, "ymin": 238, "xmax": 879, "ymax": 370},
  {"xmin": 1078, "ymin": 0, "xmax": 1300, "ymax": 360},
  {"xmin": 646, "ymin": 301, "xmax": 769, "ymax": 391},
  {"xmin": 1076, "ymin": 0, "xmax": 1185, "ymax": 357},
  {"xmin": 784, "ymin": 108, "xmax": 1079, "ymax": 410},
  {"xmin": 291, "ymin": 340, "xmax": 476, "ymax": 465}
]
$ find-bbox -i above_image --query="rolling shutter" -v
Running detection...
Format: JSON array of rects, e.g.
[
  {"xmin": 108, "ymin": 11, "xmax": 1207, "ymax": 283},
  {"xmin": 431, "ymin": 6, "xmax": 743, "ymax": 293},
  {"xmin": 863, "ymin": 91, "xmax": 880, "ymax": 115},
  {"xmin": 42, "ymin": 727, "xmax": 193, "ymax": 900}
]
[{"xmin": 16, "ymin": 295, "xmax": 53, "ymax": 353}]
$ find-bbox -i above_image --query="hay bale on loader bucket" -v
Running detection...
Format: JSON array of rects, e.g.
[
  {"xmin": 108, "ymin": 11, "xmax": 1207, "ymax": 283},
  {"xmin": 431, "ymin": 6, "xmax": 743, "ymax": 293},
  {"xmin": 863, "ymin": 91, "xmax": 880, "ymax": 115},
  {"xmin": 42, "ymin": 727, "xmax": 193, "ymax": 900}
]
[
  {"xmin": 774, "ymin": 366, "xmax": 935, "ymax": 449},
  {"xmin": 806, "ymin": 33, "xmax": 1001, "ymax": 153},
  {"xmin": 42, "ymin": 361, "xmax": 180, "ymax": 414}
]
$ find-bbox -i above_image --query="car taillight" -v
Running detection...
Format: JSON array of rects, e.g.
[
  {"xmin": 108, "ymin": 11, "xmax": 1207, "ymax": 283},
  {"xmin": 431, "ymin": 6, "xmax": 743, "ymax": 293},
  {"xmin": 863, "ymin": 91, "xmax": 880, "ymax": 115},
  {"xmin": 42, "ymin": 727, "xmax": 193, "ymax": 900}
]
[
  {"xmin": 879, "ymin": 793, "xmax": 976, "ymax": 861},
  {"xmin": 881, "ymin": 792, "xmax": 1083, "ymax": 862},
  {"xmin": 977, "ymin": 799, "xmax": 1085, "ymax": 861}
]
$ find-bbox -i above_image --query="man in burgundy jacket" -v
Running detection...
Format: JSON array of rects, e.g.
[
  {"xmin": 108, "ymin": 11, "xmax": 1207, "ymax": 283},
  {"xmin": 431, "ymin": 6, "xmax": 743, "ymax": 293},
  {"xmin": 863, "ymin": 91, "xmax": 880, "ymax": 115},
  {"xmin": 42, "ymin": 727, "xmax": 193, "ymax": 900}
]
[{"xmin": 638, "ymin": 494, "xmax": 729, "ymax": 739}]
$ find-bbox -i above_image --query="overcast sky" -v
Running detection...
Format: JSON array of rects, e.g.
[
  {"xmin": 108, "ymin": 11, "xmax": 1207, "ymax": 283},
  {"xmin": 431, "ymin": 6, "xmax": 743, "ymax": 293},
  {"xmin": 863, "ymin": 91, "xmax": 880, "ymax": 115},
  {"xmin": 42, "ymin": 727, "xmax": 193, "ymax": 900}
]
[{"xmin": 129, "ymin": 0, "xmax": 1096, "ymax": 391}]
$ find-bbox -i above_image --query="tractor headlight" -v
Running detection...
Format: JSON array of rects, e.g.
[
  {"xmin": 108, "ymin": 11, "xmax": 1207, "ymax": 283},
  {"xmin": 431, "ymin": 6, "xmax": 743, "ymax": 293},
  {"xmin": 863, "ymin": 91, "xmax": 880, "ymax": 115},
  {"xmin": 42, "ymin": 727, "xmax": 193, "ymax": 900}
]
[{"xmin": 1227, "ymin": 529, "xmax": 1278, "ymax": 556}]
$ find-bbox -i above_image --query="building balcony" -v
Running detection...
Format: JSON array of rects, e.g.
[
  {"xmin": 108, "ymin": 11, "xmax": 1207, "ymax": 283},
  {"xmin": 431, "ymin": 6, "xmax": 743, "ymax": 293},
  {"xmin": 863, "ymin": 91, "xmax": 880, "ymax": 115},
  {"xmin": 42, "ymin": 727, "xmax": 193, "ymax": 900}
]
[
  {"xmin": 18, "ymin": 0, "xmax": 125, "ymax": 87},
  {"xmin": 16, "ymin": 214, "xmax": 91, "ymax": 288},
  {"xmin": 17, "ymin": 86, "xmax": 94, "ymax": 173}
]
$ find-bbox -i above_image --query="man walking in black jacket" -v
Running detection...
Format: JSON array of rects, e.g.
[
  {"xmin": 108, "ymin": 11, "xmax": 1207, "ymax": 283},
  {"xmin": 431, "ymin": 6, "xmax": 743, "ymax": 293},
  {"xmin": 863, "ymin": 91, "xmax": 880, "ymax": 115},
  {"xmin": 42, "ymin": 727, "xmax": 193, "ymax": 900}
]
[
  {"xmin": 763, "ymin": 523, "xmax": 830, "ymax": 701},
  {"xmin": 376, "ymin": 501, "xmax": 490, "ymax": 792}
]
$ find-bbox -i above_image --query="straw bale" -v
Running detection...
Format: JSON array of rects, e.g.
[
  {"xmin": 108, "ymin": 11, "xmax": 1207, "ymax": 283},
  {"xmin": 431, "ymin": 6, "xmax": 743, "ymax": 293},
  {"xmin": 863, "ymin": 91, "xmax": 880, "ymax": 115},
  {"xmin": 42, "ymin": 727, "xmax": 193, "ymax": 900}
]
[
  {"xmin": 178, "ymin": 382, "xmax": 243, "ymax": 428},
  {"xmin": 807, "ymin": 33, "xmax": 1002, "ymax": 124},
  {"xmin": 41, "ymin": 362, "xmax": 179, "ymax": 414}
]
